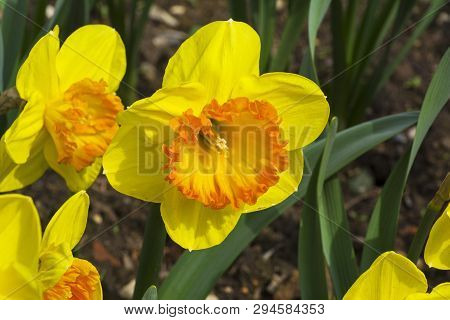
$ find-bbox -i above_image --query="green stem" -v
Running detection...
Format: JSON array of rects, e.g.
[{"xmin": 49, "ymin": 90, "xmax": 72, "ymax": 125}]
[
  {"xmin": 407, "ymin": 173, "xmax": 449, "ymax": 263},
  {"xmin": 133, "ymin": 203, "xmax": 166, "ymax": 299},
  {"xmin": 407, "ymin": 207, "xmax": 440, "ymax": 263}
]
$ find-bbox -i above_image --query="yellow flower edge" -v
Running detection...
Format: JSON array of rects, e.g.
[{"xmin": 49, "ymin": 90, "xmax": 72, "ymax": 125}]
[
  {"xmin": 424, "ymin": 204, "xmax": 450, "ymax": 270},
  {"xmin": 0, "ymin": 191, "xmax": 102, "ymax": 300},
  {"xmin": 343, "ymin": 252, "xmax": 428, "ymax": 300},
  {"xmin": 0, "ymin": 24, "xmax": 126, "ymax": 193},
  {"xmin": 103, "ymin": 20, "xmax": 329, "ymax": 250}
]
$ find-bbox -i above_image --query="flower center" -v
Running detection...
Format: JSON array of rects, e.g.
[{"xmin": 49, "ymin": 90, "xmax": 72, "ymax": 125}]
[
  {"xmin": 45, "ymin": 78, "xmax": 123, "ymax": 171},
  {"xmin": 43, "ymin": 258, "xmax": 101, "ymax": 300},
  {"xmin": 163, "ymin": 97, "xmax": 288, "ymax": 210}
]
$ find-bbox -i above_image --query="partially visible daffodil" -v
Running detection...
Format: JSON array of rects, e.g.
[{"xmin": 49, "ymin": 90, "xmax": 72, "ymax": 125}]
[
  {"xmin": 424, "ymin": 203, "xmax": 450, "ymax": 270},
  {"xmin": 0, "ymin": 191, "xmax": 102, "ymax": 300},
  {"xmin": 103, "ymin": 20, "xmax": 329, "ymax": 250},
  {"xmin": 344, "ymin": 204, "xmax": 450, "ymax": 300},
  {"xmin": 0, "ymin": 24, "xmax": 126, "ymax": 192}
]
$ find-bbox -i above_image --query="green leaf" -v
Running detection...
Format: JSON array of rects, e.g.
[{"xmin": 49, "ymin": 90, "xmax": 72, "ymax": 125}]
[
  {"xmin": 308, "ymin": 0, "xmax": 331, "ymax": 58},
  {"xmin": 305, "ymin": 0, "xmax": 331, "ymax": 80},
  {"xmin": 142, "ymin": 285, "xmax": 158, "ymax": 300},
  {"xmin": 1, "ymin": 0, "xmax": 27, "ymax": 88},
  {"xmin": 257, "ymin": 0, "xmax": 276, "ymax": 73},
  {"xmin": 118, "ymin": 0, "xmax": 154, "ymax": 105},
  {"xmin": 133, "ymin": 203, "xmax": 166, "ymax": 299},
  {"xmin": 361, "ymin": 48, "xmax": 450, "ymax": 270},
  {"xmin": 316, "ymin": 118, "xmax": 359, "ymax": 299},
  {"xmin": 298, "ymin": 118, "xmax": 339, "ymax": 300},
  {"xmin": 319, "ymin": 176, "xmax": 358, "ymax": 298},
  {"xmin": 159, "ymin": 111, "xmax": 419, "ymax": 299},
  {"xmin": 269, "ymin": 0, "xmax": 309, "ymax": 71}
]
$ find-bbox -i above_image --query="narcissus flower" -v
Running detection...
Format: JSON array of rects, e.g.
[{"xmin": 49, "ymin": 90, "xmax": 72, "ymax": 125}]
[
  {"xmin": 103, "ymin": 20, "xmax": 329, "ymax": 250},
  {"xmin": 0, "ymin": 191, "xmax": 102, "ymax": 300},
  {"xmin": 424, "ymin": 204, "xmax": 450, "ymax": 269},
  {"xmin": 0, "ymin": 25, "xmax": 126, "ymax": 192},
  {"xmin": 344, "ymin": 206, "xmax": 450, "ymax": 300}
]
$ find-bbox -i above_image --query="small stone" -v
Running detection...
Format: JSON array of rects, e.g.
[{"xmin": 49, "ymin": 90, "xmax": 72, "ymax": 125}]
[
  {"xmin": 169, "ymin": 5, "xmax": 186, "ymax": 16},
  {"xmin": 119, "ymin": 279, "xmax": 136, "ymax": 299}
]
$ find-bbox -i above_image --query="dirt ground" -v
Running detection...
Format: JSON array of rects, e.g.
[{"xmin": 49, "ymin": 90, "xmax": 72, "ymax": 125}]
[{"xmin": 22, "ymin": 0, "xmax": 449, "ymax": 299}]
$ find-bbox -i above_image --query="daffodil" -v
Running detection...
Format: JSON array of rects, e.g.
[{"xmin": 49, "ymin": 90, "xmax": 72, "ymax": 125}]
[
  {"xmin": 0, "ymin": 191, "xmax": 102, "ymax": 300},
  {"xmin": 344, "ymin": 204, "xmax": 450, "ymax": 300},
  {"xmin": 0, "ymin": 25, "xmax": 126, "ymax": 192},
  {"xmin": 424, "ymin": 203, "xmax": 450, "ymax": 269},
  {"xmin": 103, "ymin": 20, "xmax": 329, "ymax": 250}
]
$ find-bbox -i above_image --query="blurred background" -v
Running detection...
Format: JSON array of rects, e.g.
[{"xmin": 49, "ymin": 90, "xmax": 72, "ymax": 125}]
[{"xmin": 0, "ymin": 0, "xmax": 448, "ymax": 299}]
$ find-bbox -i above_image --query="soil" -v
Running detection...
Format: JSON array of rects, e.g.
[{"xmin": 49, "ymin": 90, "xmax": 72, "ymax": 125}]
[{"xmin": 19, "ymin": 0, "xmax": 449, "ymax": 299}]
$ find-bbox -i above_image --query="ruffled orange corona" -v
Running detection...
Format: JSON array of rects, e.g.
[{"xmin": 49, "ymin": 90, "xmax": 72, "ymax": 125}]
[
  {"xmin": 164, "ymin": 98, "xmax": 288, "ymax": 209},
  {"xmin": 45, "ymin": 78, "xmax": 122, "ymax": 171},
  {"xmin": 44, "ymin": 258, "xmax": 102, "ymax": 300},
  {"xmin": 104, "ymin": 20, "xmax": 329, "ymax": 250}
]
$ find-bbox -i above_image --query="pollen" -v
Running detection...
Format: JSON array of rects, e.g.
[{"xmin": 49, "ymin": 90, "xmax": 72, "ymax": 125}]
[
  {"xmin": 43, "ymin": 258, "xmax": 102, "ymax": 300},
  {"xmin": 163, "ymin": 97, "xmax": 289, "ymax": 210},
  {"xmin": 45, "ymin": 78, "xmax": 123, "ymax": 171}
]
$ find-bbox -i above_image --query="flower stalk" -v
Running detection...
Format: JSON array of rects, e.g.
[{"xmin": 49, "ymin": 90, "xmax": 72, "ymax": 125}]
[
  {"xmin": 407, "ymin": 174, "xmax": 449, "ymax": 263},
  {"xmin": 133, "ymin": 203, "xmax": 166, "ymax": 299}
]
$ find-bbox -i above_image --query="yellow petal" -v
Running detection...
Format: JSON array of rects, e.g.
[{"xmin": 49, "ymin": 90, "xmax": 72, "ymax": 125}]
[
  {"xmin": 406, "ymin": 283, "xmax": 450, "ymax": 300},
  {"xmin": 56, "ymin": 25, "xmax": 126, "ymax": 93},
  {"xmin": 243, "ymin": 149, "xmax": 303, "ymax": 213},
  {"xmin": 161, "ymin": 187, "xmax": 242, "ymax": 250},
  {"xmin": 39, "ymin": 243, "xmax": 73, "ymax": 291},
  {"xmin": 44, "ymin": 138, "xmax": 102, "ymax": 192},
  {"xmin": 3, "ymin": 99, "xmax": 45, "ymax": 163},
  {"xmin": 41, "ymin": 191, "xmax": 89, "ymax": 251},
  {"xmin": 163, "ymin": 20, "xmax": 260, "ymax": 103},
  {"xmin": 0, "ymin": 263, "xmax": 42, "ymax": 300},
  {"xmin": 424, "ymin": 204, "xmax": 450, "ymax": 270},
  {"xmin": 16, "ymin": 25, "xmax": 60, "ymax": 101},
  {"xmin": 103, "ymin": 125, "xmax": 169, "ymax": 202},
  {"xmin": 0, "ymin": 194, "xmax": 41, "ymax": 270},
  {"xmin": 231, "ymin": 72, "xmax": 329, "ymax": 150},
  {"xmin": 0, "ymin": 136, "xmax": 48, "ymax": 192},
  {"xmin": 118, "ymin": 82, "xmax": 208, "ymax": 126},
  {"xmin": 343, "ymin": 251, "xmax": 428, "ymax": 300}
]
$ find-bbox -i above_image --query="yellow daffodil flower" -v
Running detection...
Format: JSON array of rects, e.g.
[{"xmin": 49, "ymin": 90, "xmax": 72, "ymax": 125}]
[
  {"xmin": 344, "ymin": 206, "xmax": 450, "ymax": 302},
  {"xmin": 0, "ymin": 24, "xmax": 126, "ymax": 192},
  {"xmin": 425, "ymin": 204, "xmax": 450, "ymax": 269},
  {"xmin": 0, "ymin": 191, "xmax": 102, "ymax": 300},
  {"xmin": 103, "ymin": 20, "xmax": 329, "ymax": 250}
]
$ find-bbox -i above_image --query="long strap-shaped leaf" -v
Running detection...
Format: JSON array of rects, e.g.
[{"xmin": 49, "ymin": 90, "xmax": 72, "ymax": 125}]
[
  {"xmin": 316, "ymin": 118, "xmax": 359, "ymax": 299},
  {"xmin": 297, "ymin": 120, "xmax": 339, "ymax": 299},
  {"xmin": 159, "ymin": 112, "xmax": 419, "ymax": 299},
  {"xmin": 301, "ymin": 0, "xmax": 332, "ymax": 81},
  {"xmin": 361, "ymin": 48, "xmax": 450, "ymax": 271},
  {"xmin": 269, "ymin": 0, "xmax": 309, "ymax": 72}
]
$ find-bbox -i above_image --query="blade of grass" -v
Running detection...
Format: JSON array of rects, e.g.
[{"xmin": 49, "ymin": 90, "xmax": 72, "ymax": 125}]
[
  {"xmin": 119, "ymin": 0, "xmax": 154, "ymax": 105},
  {"xmin": 159, "ymin": 112, "xmax": 419, "ymax": 299},
  {"xmin": 361, "ymin": 48, "xmax": 450, "ymax": 270},
  {"xmin": 316, "ymin": 118, "xmax": 358, "ymax": 299},
  {"xmin": 298, "ymin": 152, "xmax": 328, "ymax": 300},
  {"xmin": 407, "ymin": 174, "xmax": 450, "ymax": 263},
  {"xmin": 142, "ymin": 285, "xmax": 158, "ymax": 300},
  {"xmin": 257, "ymin": 0, "xmax": 276, "ymax": 73},
  {"xmin": 133, "ymin": 203, "xmax": 167, "ymax": 299},
  {"xmin": 305, "ymin": 0, "xmax": 331, "ymax": 81},
  {"xmin": 269, "ymin": 0, "xmax": 309, "ymax": 71},
  {"xmin": 0, "ymin": 27, "xmax": 5, "ymax": 135},
  {"xmin": 1, "ymin": 0, "xmax": 27, "ymax": 88}
]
